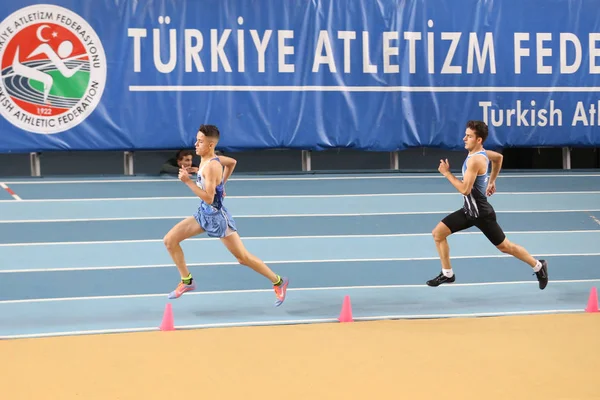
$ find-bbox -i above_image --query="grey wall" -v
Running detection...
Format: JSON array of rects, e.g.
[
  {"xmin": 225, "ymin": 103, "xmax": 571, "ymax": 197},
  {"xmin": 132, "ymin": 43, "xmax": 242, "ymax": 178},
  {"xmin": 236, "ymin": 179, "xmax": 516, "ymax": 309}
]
[{"xmin": 0, "ymin": 147, "xmax": 598, "ymax": 178}]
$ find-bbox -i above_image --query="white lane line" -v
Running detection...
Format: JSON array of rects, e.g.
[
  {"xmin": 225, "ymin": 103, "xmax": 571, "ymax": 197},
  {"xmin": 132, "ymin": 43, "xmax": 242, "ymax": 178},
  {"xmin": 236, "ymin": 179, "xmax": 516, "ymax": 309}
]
[
  {"xmin": 0, "ymin": 229, "xmax": 599, "ymax": 247},
  {"xmin": 2, "ymin": 278, "xmax": 599, "ymax": 304},
  {"xmin": 1, "ymin": 209, "xmax": 600, "ymax": 223},
  {"xmin": 1, "ymin": 191, "xmax": 600, "ymax": 203},
  {"xmin": 1, "ymin": 252, "xmax": 599, "ymax": 273},
  {"xmin": 4, "ymin": 173, "xmax": 600, "ymax": 184}
]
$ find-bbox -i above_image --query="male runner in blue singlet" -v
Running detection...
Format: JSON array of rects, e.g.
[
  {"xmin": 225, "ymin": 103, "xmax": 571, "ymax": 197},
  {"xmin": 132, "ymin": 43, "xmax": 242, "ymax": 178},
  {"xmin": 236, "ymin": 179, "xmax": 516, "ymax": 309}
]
[
  {"xmin": 163, "ymin": 124, "xmax": 289, "ymax": 306},
  {"xmin": 426, "ymin": 120, "xmax": 549, "ymax": 289}
]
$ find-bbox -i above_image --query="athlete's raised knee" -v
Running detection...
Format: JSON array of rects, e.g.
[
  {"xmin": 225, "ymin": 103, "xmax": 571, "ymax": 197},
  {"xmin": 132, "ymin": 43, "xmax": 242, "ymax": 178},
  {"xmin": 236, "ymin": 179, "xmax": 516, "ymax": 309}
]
[
  {"xmin": 163, "ymin": 233, "xmax": 180, "ymax": 251},
  {"xmin": 163, "ymin": 234, "xmax": 173, "ymax": 249},
  {"xmin": 432, "ymin": 224, "xmax": 450, "ymax": 243}
]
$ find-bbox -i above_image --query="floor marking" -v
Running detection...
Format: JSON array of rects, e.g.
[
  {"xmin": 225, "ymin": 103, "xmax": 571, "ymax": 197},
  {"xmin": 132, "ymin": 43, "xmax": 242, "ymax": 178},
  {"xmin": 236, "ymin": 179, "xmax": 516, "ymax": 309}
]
[
  {"xmin": 0, "ymin": 182, "xmax": 22, "ymax": 201},
  {"xmin": 1, "ymin": 229, "xmax": 599, "ymax": 247},
  {"xmin": 1, "ymin": 209, "xmax": 600, "ymax": 223},
  {"xmin": 1, "ymin": 252, "xmax": 599, "ymax": 273},
  {"xmin": 1, "ymin": 278, "xmax": 599, "ymax": 304},
  {"xmin": 0, "ymin": 308, "xmax": 585, "ymax": 340},
  {"xmin": 589, "ymin": 214, "xmax": 600, "ymax": 227}
]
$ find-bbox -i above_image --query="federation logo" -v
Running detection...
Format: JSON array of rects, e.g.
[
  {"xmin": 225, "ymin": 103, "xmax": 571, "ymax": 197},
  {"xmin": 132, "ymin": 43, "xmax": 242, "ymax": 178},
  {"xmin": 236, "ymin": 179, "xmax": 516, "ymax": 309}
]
[{"xmin": 0, "ymin": 4, "xmax": 106, "ymax": 134}]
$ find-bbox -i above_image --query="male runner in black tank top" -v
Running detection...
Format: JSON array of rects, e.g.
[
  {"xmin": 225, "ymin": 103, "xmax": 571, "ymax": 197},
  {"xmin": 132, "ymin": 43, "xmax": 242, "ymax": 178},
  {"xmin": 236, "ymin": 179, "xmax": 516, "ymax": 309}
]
[{"xmin": 426, "ymin": 120, "xmax": 549, "ymax": 289}]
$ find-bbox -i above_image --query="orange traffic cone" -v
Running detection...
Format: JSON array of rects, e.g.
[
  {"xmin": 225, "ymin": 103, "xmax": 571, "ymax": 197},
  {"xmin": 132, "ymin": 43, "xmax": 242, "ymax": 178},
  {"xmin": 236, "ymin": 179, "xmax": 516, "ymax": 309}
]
[
  {"xmin": 338, "ymin": 295, "xmax": 354, "ymax": 323},
  {"xmin": 585, "ymin": 287, "xmax": 599, "ymax": 313},
  {"xmin": 159, "ymin": 303, "xmax": 175, "ymax": 331}
]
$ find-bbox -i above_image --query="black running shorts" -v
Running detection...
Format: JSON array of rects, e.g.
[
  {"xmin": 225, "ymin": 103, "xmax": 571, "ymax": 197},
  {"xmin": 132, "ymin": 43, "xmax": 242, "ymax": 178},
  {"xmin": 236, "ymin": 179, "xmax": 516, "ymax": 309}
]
[{"xmin": 441, "ymin": 209, "xmax": 506, "ymax": 246}]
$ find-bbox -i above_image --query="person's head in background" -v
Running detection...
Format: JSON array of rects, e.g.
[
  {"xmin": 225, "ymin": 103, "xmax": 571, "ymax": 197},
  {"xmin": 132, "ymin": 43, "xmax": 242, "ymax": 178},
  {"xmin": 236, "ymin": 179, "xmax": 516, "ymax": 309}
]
[{"xmin": 176, "ymin": 150, "xmax": 195, "ymax": 169}]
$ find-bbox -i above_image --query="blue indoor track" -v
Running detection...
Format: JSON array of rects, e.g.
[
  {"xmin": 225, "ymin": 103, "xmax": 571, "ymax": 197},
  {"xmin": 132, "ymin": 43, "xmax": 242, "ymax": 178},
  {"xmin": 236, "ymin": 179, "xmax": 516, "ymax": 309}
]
[{"xmin": 1, "ymin": 171, "xmax": 599, "ymax": 339}]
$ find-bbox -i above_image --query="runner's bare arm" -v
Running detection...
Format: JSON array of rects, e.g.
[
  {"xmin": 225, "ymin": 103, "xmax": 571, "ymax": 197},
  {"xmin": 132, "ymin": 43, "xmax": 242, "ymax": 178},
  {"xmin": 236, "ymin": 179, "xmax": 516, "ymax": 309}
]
[
  {"xmin": 218, "ymin": 155, "xmax": 237, "ymax": 184},
  {"xmin": 485, "ymin": 150, "xmax": 503, "ymax": 183},
  {"xmin": 484, "ymin": 150, "xmax": 503, "ymax": 196},
  {"xmin": 439, "ymin": 157, "xmax": 484, "ymax": 196},
  {"xmin": 180, "ymin": 162, "xmax": 221, "ymax": 203}
]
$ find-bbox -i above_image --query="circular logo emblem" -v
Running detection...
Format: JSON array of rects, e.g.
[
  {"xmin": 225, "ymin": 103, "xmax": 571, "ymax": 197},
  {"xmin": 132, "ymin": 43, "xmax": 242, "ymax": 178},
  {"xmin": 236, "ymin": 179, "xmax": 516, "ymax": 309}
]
[{"xmin": 0, "ymin": 4, "xmax": 106, "ymax": 134}]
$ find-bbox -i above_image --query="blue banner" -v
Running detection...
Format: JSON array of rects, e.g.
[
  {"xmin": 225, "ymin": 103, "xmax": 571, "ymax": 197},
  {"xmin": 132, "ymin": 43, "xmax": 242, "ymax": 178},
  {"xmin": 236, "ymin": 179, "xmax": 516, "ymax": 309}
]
[{"xmin": 1, "ymin": 0, "xmax": 599, "ymax": 153}]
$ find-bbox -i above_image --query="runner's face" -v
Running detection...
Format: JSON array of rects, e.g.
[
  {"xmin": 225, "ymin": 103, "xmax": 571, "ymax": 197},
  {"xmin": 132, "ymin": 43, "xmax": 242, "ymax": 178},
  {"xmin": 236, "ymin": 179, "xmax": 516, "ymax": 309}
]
[
  {"xmin": 195, "ymin": 132, "xmax": 212, "ymax": 156},
  {"xmin": 463, "ymin": 128, "xmax": 481, "ymax": 151}
]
